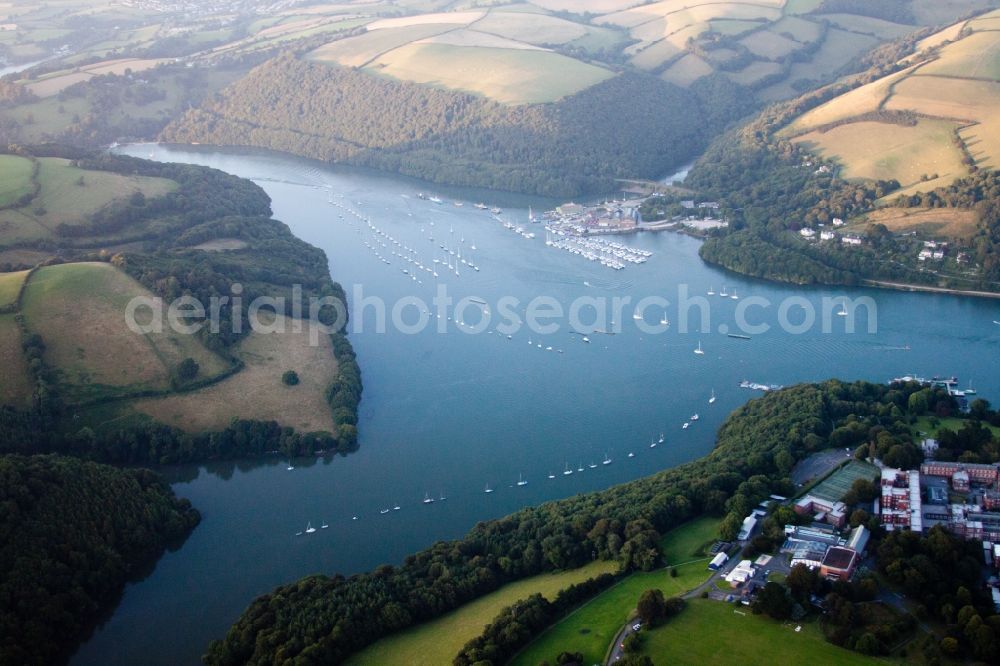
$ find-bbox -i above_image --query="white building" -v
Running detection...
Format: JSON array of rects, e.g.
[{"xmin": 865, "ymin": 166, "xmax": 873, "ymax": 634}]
[
  {"xmin": 800, "ymin": 228, "xmax": 816, "ymax": 239},
  {"xmin": 724, "ymin": 560, "xmax": 755, "ymax": 585},
  {"xmin": 708, "ymin": 552, "xmax": 729, "ymax": 570},
  {"xmin": 842, "ymin": 236, "xmax": 863, "ymax": 246},
  {"xmin": 820, "ymin": 230, "xmax": 835, "ymax": 241}
]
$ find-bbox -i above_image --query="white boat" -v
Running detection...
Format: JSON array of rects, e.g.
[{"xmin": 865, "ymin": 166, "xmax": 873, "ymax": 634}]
[
  {"xmin": 429, "ymin": 196, "xmax": 443, "ymax": 204},
  {"xmin": 305, "ymin": 522, "xmax": 316, "ymax": 534},
  {"xmin": 484, "ymin": 484, "xmax": 494, "ymax": 494},
  {"xmin": 582, "ymin": 336, "xmax": 590, "ymax": 343},
  {"xmin": 474, "ymin": 203, "xmax": 488, "ymax": 210},
  {"xmin": 682, "ymin": 422, "xmax": 689, "ymax": 429},
  {"xmin": 658, "ymin": 432, "xmax": 665, "ymax": 443},
  {"xmin": 720, "ymin": 286, "xmax": 728, "ymax": 297},
  {"xmin": 423, "ymin": 493, "xmax": 434, "ymax": 504},
  {"xmin": 690, "ymin": 413, "xmax": 700, "ymax": 421},
  {"xmin": 577, "ymin": 463, "xmax": 585, "ymax": 472},
  {"xmin": 731, "ymin": 289, "xmax": 739, "ymax": 300},
  {"xmin": 517, "ymin": 474, "xmax": 528, "ymax": 486},
  {"xmin": 837, "ymin": 302, "xmax": 848, "ymax": 317},
  {"xmin": 707, "ymin": 286, "xmax": 715, "ymax": 296},
  {"xmin": 286, "ymin": 464, "xmax": 295, "ymax": 471},
  {"xmin": 627, "ymin": 452, "xmax": 635, "ymax": 458},
  {"xmin": 694, "ymin": 341, "xmax": 704, "ymax": 355},
  {"xmin": 965, "ymin": 380, "xmax": 977, "ymax": 395},
  {"xmin": 380, "ymin": 508, "xmax": 390, "ymax": 515},
  {"xmin": 321, "ymin": 523, "xmax": 329, "ymax": 529},
  {"xmin": 588, "ymin": 462, "xmax": 598, "ymax": 469},
  {"xmin": 563, "ymin": 463, "xmax": 573, "ymax": 476},
  {"xmin": 603, "ymin": 454, "xmax": 612, "ymax": 465},
  {"xmin": 632, "ymin": 310, "xmax": 643, "ymax": 320},
  {"xmin": 660, "ymin": 312, "xmax": 669, "ymax": 326},
  {"xmin": 548, "ymin": 472, "xmax": 556, "ymax": 479},
  {"xmin": 650, "ymin": 438, "xmax": 657, "ymax": 449},
  {"xmin": 709, "ymin": 390, "xmax": 716, "ymax": 404},
  {"xmin": 393, "ymin": 505, "xmax": 401, "ymax": 511}
]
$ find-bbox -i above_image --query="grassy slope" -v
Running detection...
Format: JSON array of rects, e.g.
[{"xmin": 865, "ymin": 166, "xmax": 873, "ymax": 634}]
[
  {"xmin": 20, "ymin": 262, "xmax": 230, "ymax": 403},
  {"xmin": 346, "ymin": 560, "xmax": 619, "ymax": 666},
  {"xmin": 0, "ymin": 155, "xmax": 34, "ymax": 207},
  {"xmin": 0, "ymin": 269, "xmax": 29, "ymax": 309},
  {"xmin": 511, "ymin": 516, "xmax": 720, "ymax": 666},
  {"xmin": 913, "ymin": 415, "xmax": 1000, "ymax": 439},
  {"xmin": 637, "ymin": 599, "xmax": 881, "ymax": 665}
]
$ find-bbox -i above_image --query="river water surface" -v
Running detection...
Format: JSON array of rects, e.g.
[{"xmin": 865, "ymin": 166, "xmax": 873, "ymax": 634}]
[{"xmin": 72, "ymin": 144, "xmax": 1000, "ymax": 664}]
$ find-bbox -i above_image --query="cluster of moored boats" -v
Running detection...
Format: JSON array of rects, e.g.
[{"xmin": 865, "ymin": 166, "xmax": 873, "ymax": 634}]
[
  {"xmin": 739, "ymin": 380, "xmax": 784, "ymax": 392},
  {"xmin": 544, "ymin": 235, "xmax": 651, "ymax": 270}
]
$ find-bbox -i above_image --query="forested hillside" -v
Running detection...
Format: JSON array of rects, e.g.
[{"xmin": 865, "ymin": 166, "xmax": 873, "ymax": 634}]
[
  {"xmin": 161, "ymin": 55, "xmax": 745, "ymax": 197},
  {"xmin": 0, "ymin": 454, "xmax": 200, "ymax": 665},
  {"xmin": 203, "ymin": 379, "xmax": 947, "ymax": 664}
]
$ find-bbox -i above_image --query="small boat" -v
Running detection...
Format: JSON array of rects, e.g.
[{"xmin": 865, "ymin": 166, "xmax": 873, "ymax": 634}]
[
  {"xmin": 690, "ymin": 413, "xmax": 700, "ymax": 421},
  {"xmin": 352, "ymin": 516, "xmax": 358, "ymax": 521},
  {"xmin": 588, "ymin": 462, "xmax": 598, "ymax": 469},
  {"xmin": 548, "ymin": 472, "xmax": 556, "ymax": 479},
  {"xmin": 837, "ymin": 302, "xmax": 848, "ymax": 317},
  {"xmin": 658, "ymin": 432, "xmax": 665, "ymax": 443},
  {"xmin": 602, "ymin": 454, "xmax": 612, "ymax": 465},
  {"xmin": 627, "ymin": 452, "xmax": 635, "ymax": 458},
  {"xmin": 563, "ymin": 463, "xmax": 573, "ymax": 476},
  {"xmin": 731, "ymin": 289, "xmax": 739, "ymax": 300},
  {"xmin": 682, "ymin": 422, "xmax": 690, "ymax": 429},
  {"xmin": 650, "ymin": 438, "xmax": 657, "ymax": 449},
  {"xmin": 660, "ymin": 311, "xmax": 669, "ymax": 326},
  {"xmin": 393, "ymin": 505, "xmax": 401, "ymax": 511},
  {"xmin": 709, "ymin": 390, "xmax": 716, "ymax": 404},
  {"xmin": 321, "ymin": 523, "xmax": 329, "ymax": 529},
  {"xmin": 582, "ymin": 336, "xmax": 590, "ymax": 343},
  {"xmin": 380, "ymin": 509, "xmax": 390, "ymax": 515},
  {"xmin": 577, "ymin": 463, "xmax": 585, "ymax": 472},
  {"xmin": 295, "ymin": 531, "xmax": 303, "ymax": 536},
  {"xmin": 286, "ymin": 464, "xmax": 295, "ymax": 471},
  {"xmin": 707, "ymin": 286, "xmax": 715, "ymax": 296},
  {"xmin": 305, "ymin": 522, "xmax": 316, "ymax": 534},
  {"xmin": 694, "ymin": 341, "xmax": 704, "ymax": 355},
  {"xmin": 720, "ymin": 286, "xmax": 728, "ymax": 297},
  {"xmin": 423, "ymin": 493, "xmax": 434, "ymax": 504},
  {"xmin": 632, "ymin": 310, "xmax": 643, "ymax": 320},
  {"xmin": 474, "ymin": 203, "xmax": 488, "ymax": 210},
  {"xmin": 429, "ymin": 196, "xmax": 443, "ymax": 204},
  {"xmin": 439, "ymin": 493, "xmax": 447, "ymax": 501},
  {"xmin": 484, "ymin": 483, "xmax": 494, "ymax": 494},
  {"xmin": 965, "ymin": 380, "xmax": 977, "ymax": 395},
  {"xmin": 517, "ymin": 474, "xmax": 528, "ymax": 486}
]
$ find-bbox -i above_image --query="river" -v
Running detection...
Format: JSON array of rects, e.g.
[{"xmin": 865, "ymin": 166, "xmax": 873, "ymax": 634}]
[{"xmin": 72, "ymin": 144, "xmax": 1000, "ymax": 664}]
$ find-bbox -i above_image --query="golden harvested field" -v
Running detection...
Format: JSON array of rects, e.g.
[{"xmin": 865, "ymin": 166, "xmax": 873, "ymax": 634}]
[
  {"xmin": 960, "ymin": 115, "xmax": 1000, "ymax": 171},
  {"xmin": 527, "ymin": 0, "xmax": 642, "ymax": 12},
  {"xmin": 418, "ymin": 30, "xmax": 541, "ymax": 50},
  {"xmin": 918, "ymin": 31, "xmax": 1000, "ymax": 81},
  {"xmin": 660, "ymin": 52, "xmax": 712, "ymax": 87},
  {"xmin": 21, "ymin": 263, "xmax": 230, "ymax": 403},
  {"xmin": 886, "ymin": 75, "xmax": 1000, "ymax": 122},
  {"xmin": 628, "ymin": 38, "xmax": 683, "ymax": 70},
  {"xmin": 0, "ymin": 313, "xmax": 32, "ymax": 407},
  {"xmin": 861, "ymin": 207, "xmax": 980, "ymax": 239},
  {"xmin": 189, "ymin": 238, "xmax": 249, "ymax": 251},
  {"xmin": 135, "ymin": 314, "xmax": 338, "ymax": 435},
  {"xmin": 368, "ymin": 11, "xmax": 485, "ymax": 30},
  {"xmin": 784, "ymin": 66, "xmax": 914, "ymax": 134},
  {"xmin": 917, "ymin": 21, "xmax": 966, "ymax": 52},
  {"xmin": 367, "ymin": 43, "xmax": 614, "ymax": 104},
  {"xmin": 306, "ymin": 23, "xmax": 455, "ymax": 67},
  {"xmin": 473, "ymin": 11, "xmax": 589, "ymax": 44},
  {"xmin": 0, "ymin": 269, "xmax": 29, "ymax": 309},
  {"xmin": 793, "ymin": 118, "xmax": 966, "ymax": 191}
]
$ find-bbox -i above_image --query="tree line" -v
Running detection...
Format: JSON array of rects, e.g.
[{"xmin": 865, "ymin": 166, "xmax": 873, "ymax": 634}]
[
  {"xmin": 202, "ymin": 378, "xmax": 959, "ymax": 664},
  {"xmin": 0, "ymin": 454, "xmax": 200, "ymax": 664}
]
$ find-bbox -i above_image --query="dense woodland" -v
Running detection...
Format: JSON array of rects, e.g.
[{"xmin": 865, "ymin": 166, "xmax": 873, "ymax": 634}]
[
  {"xmin": 161, "ymin": 55, "xmax": 750, "ymax": 197},
  {"xmin": 0, "ymin": 454, "xmax": 200, "ymax": 664},
  {"xmin": 203, "ymin": 378, "xmax": 995, "ymax": 664},
  {"xmin": 0, "ymin": 147, "xmax": 362, "ymax": 462}
]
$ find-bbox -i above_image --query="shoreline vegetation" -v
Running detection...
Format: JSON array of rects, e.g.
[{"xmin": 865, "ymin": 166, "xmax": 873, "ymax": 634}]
[
  {"xmin": 204, "ymin": 377, "xmax": 991, "ymax": 664},
  {"xmin": 0, "ymin": 145, "xmax": 362, "ymax": 464}
]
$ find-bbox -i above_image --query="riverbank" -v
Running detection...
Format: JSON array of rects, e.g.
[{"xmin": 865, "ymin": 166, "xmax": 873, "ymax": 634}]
[{"xmin": 863, "ymin": 280, "xmax": 1000, "ymax": 300}]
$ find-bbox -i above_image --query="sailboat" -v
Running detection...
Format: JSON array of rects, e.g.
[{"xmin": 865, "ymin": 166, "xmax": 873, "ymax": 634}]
[
  {"xmin": 690, "ymin": 413, "xmax": 700, "ymax": 421},
  {"xmin": 286, "ymin": 462, "xmax": 295, "ymax": 471},
  {"xmin": 694, "ymin": 340, "xmax": 705, "ymax": 355},
  {"xmin": 660, "ymin": 311, "xmax": 669, "ymax": 326},
  {"xmin": 682, "ymin": 422, "xmax": 690, "ymax": 429},
  {"xmin": 305, "ymin": 522, "xmax": 316, "ymax": 534},
  {"xmin": 650, "ymin": 437, "xmax": 657, "ymax": 449},
  {"xmin": 632, "ymin": 309, "xmax": 643, "ymax": 320},
  {"xmin": 588, "ymin": 462, "xmax": 598, "ymax": 469},
  {"xmin": 837, "ymin": 302, "xmax": 848, "ymax": 317},
  {"xmin": 707, "ymin": 286, "xmax": 715, "ymax": 296},
  {"xmin": 380, "ymin": 508, "xmax": 390, "ymax": 515},
  {"xmin": 517, "ymin": 473, "xmax": 528, "ymax": 486},
  {"xmin": 730, "ymin": 289, "xmax": 739, "ymax": 300},
  {"xmin": 720, "ymin": 286, "xmax": 728, "ymax": 297},
  {"xmin": 548, "ymin": 471, "xmax": 556, "ymax": 479},
  {"xmin": 484, "ymin": 483, "xmax": 494, "ymax": 494},
  {"xmin": 423, "ymin": 492, "xmax": 434, "ymax": 504},
  {"xmin": 709, "ymin": 389, "xmax": 716, "ymax": 404},
  {"xmin": 321, "ymin": 522, "xmax": 329, "ymax": 529},
  {"xmin": 528, "ymin": 206, "xmax": 536, "ymax": 223},
  {"xmin": 577, "ymin": 463, "xmax": 585, "ymax": 472},
  {"xmin": 658, "ymin": 432, "xmax": 665, "ymax": 443},
  {"xmin": 603, "ymin": 454, "xmax": 612, "ymax": 465},
  {"xmin": 627, "ymin": 452, "xmax": 635, "ymax": 458},
  {"xmin": 563, "ymin": 463, "xmax": 573, "ymax": 476}
]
